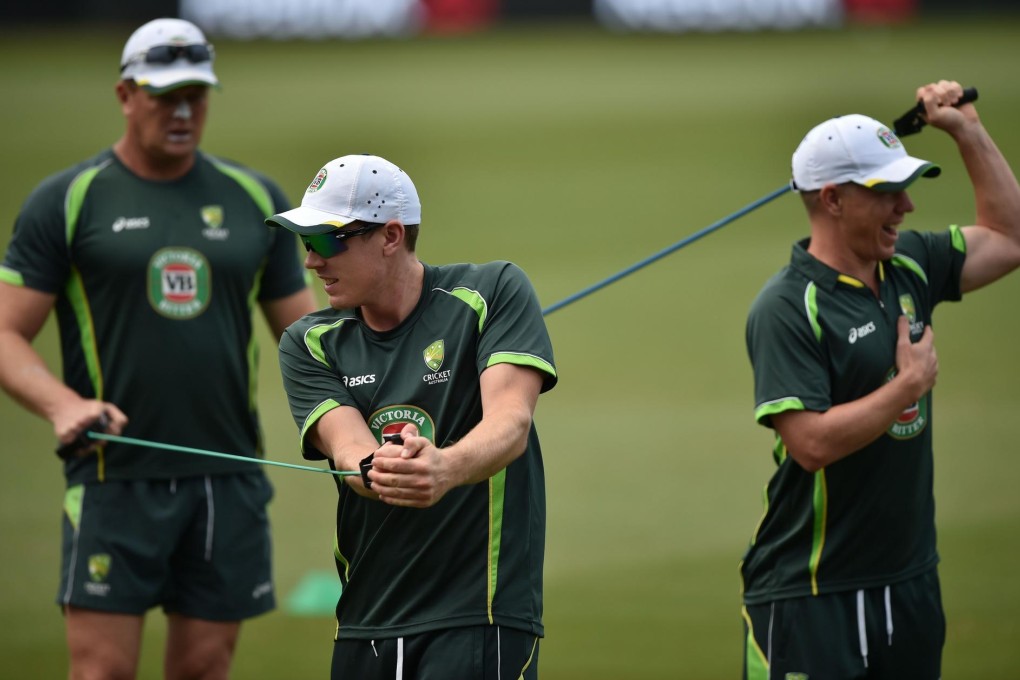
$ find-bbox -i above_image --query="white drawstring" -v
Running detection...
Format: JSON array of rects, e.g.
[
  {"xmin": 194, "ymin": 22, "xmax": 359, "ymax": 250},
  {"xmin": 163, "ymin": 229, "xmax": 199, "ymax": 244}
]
[
  {"xmin": 371, "ymin": 640, "xmax": 378, "ymax": 657},
  {"xmin": 395, "ymin": 637, "xmax": 404, "ymax": 679},
  {"xmin": 884, "ymin": 585, "xmax": 894, "ymax": 645},
  {"xmin": 856, "ymin": 589, "xmax": 869, "ymax": 668}
]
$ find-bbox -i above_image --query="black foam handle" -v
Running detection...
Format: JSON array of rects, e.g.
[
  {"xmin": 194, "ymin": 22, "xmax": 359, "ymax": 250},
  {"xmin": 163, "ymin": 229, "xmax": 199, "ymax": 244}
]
[
  {"xmin": 893, "ymin": 87, "xmax": 978, "ymax": 137},
  {"xmin": 55, "ymin": 413, "xmax": 110, "ymax": 461}
]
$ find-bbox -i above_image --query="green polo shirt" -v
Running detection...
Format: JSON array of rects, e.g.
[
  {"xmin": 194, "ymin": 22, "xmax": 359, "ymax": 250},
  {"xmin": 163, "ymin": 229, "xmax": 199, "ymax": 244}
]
[
  {"xmin": 280, "ymin": 261, "xmax": 557, "ymax": 640},
  {"xmin": 1, "ymin": 149, "xmax": 307, "ymax": 483},
  {"xmin": 741, "ymin": 229, "xmax": 965, "ymax": 605}
]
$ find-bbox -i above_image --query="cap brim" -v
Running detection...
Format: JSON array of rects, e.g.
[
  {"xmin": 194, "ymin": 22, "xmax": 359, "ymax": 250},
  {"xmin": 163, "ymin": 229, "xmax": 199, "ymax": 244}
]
[
  {"xmin": 265, "ymin": 206, "xmax": 356, "ymax": 235},
  {"xmin": 861, "ymin": 158, "xmax": 941, "ymax": 192},
  {"xmin": 131, "ymin": 66, "xmax": 220, "ymax": 95}
]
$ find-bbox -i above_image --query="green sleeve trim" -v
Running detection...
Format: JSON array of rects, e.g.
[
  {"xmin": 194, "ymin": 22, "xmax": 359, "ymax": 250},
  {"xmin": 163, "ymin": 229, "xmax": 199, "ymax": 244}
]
[
  {"xmin": 754, "ymin": 397, "xmax": 804, "ymax": 425},
  {"xmin": 809, "ymin": 469, "xmax": 829, "ymax": 596},
  {"xmin": 949, "ymin": 224, "xmax": 966, "ymax": 253},
  {"xmin": 304, "ymin": 320, "xmax": 346, "ymax": 366},
  {"xmin": 299, "ymin": 398, "xmax": 342, "ymax": 456},
  {"xmin": 487, "ymin": 468, "xmax": 507, "ymax": 624},
  {"xmin": 209, "ymin": 159, "xmax": 275, "ymax": 217},
  {"xmin": 440, "ymin": 287, "xmax": 488, "ymax": 333},
  {"xmin": 891, "ymin": 254, "xmax": 928, "ymax": 285},
  {"xmin": 803, "ymin": 282, "xmax": 822, "ymax": 342},
  {"xmin": 0, "ymin": 266, "xmax": 24, "ymax": 286},
  {"xmin": 485, "ymin": 351, "xmax": 557, "ymax": 379},
  {"xmin": 333, "ymin": 531, "xmax": 350, "ymax": 582}
]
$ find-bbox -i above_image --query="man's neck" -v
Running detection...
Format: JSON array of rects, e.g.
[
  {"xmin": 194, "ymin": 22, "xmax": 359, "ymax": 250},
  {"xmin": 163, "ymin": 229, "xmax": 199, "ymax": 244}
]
[{"xmin": 112, "ymin": 138, "xmax": 196, "ymax": 181}]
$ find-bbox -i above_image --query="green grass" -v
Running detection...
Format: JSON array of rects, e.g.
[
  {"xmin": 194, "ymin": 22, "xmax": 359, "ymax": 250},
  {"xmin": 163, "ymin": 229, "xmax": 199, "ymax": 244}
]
[{"xmin": 2, "ymin": 16, "xmax": 1020, "ymax": 678}]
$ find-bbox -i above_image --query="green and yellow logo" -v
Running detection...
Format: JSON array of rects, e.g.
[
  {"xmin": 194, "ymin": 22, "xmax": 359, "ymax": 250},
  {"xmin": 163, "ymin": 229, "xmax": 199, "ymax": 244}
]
[
  {"xmin": 148, "ymin": 247, "xmax": 212, "ymax": 319},
  {"xmin": 88, "ymin": 553, "xmax": 111, "ymax": 582},
  {"xmin": 424, "ymin": 339, "xmax": 445, "ymax": 372},
  {"xmin": 899, "ymin": 293, "xmax": 917, "ymax": 323},
  {"xmin": 307, "ymin": 167, "xmax": 328, "ymax": 193},
  {"xmin": 200, "ymin": 205, "xmax": 224, "ymax": 229}
]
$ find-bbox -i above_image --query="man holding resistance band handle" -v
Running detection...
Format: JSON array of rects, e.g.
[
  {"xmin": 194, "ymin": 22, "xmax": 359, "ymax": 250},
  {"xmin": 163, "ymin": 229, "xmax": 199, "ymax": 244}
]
[
  {"xmin": 0, "ymin": 18, "xmax": 315, "ymax": 679},
  {"xmin": 269, "ymin": 153, "xmax": 557, "ymax": 678},
  {"xmin": 741, "ymin": 80, "xmax": 1020, "ymax": 678}
]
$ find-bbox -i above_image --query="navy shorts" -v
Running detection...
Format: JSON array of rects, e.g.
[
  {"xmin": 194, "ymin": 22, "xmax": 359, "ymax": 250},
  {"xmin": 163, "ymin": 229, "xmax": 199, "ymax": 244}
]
[
  {"xmin": 743, "ymin": 569, "xmax": 945, "ymax": 679},
  {"xmin": 332, "ymin": 625, "xmax": 540, "ymax": 680},
  {"xmin": 58, "ymin": 473, "xmax": 275, "ymax": 621}
]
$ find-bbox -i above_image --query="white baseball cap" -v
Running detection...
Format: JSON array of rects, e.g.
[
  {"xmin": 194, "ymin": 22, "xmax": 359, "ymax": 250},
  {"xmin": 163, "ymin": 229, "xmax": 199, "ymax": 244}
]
[
  {"xmin": 791, "ymin": 114, "xmax": 940, "ymax": 192},
  {"xmin": 120, "ymin": 18, "xmax": 219, "ymax": 94},
  {"xmin": 267, "ymin": 155, "xmax": 422, "ymax": 235}
]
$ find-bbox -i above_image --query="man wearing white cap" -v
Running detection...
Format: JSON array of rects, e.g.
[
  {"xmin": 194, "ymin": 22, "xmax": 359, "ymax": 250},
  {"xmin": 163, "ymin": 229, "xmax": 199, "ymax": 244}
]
[
  {"xmin": 0, "ymin": 17, "xmax": 315, "ymax": 679},
  {"xmin": 269, "ymin": 154, "xmax": 557, "ymax": 679},
  {"xmin": 740, "ymin": 80, "xmax": 1020, "ymax": 678}
]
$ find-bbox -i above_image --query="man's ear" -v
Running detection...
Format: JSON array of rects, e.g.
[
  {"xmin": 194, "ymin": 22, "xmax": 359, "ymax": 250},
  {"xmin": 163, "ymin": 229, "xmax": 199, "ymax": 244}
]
[
  {"xmin": 818, "ymin": 183, "xmax": 843, "ymax": 217},
  {"xmin": 382, "ymin": 220, "xmax": 405, "ymax": 253}
]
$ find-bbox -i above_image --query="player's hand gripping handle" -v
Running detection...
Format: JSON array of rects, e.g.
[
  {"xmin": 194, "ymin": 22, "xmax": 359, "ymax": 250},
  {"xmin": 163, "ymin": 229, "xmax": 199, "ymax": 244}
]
[
  {"xmin": 55, "ymin": 413, "xmax": 110, "ymax": 461},
  {"xmin": 893, "ymin": 87, "xmax": 978, "ymax": 137}
]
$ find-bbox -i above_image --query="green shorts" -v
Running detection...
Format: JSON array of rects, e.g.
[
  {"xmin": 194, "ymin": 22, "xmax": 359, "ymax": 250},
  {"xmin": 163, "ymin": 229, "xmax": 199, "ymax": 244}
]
[
  {"xmin": 331, "ymin": 625, "xmax": 540, "ymax": 680},
  {"xmin": 58, "ymin": 473, "xmax": 275, "ymax": 621},
  {"xmin": 743, "ymin": 569, "xmax": 945, "ymax": 679}
]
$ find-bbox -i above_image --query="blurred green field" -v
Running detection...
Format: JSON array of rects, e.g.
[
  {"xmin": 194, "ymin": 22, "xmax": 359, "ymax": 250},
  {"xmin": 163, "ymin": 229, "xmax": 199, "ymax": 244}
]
[{"xmin": 2, "ymin": 16, "xmax": 1020, "ymax": 678}]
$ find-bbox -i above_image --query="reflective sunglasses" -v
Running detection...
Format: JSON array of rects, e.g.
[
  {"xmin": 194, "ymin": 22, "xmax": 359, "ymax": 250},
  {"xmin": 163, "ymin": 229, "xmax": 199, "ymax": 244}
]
[
  {"xmin": 301, "ymin": 223, "xmax": 382, "ymax": 258},
  {"xmin": 121, "ymin": 43, "xmax": 215, "ymax": 72}
]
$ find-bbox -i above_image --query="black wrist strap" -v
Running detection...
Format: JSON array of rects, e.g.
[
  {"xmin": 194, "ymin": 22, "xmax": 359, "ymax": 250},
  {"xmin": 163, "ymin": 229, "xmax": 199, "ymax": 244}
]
[{"xmin": 359, "ymin": 453, "xmax": 374, "ymax": 489}]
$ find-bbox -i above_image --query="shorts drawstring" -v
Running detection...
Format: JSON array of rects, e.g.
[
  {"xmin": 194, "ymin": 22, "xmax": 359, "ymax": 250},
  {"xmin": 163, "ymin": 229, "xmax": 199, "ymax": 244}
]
[
  {"xmin": 856, "ymin": 589, "xmax": 869, "ymax": 668},
  {"xmin": 884, "ymin": 585, "xmax": 894, "ymax": 646}
]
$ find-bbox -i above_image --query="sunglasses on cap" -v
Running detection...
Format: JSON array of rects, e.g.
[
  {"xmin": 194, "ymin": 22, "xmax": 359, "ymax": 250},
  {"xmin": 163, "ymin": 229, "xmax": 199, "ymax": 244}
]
[
  {"xmin": 120, "ymin": 43, "xmax": 215, "ymax": 72},
  {"xmin": 301, "ymin": 222, "xmax": 383, "ymax": 258}
]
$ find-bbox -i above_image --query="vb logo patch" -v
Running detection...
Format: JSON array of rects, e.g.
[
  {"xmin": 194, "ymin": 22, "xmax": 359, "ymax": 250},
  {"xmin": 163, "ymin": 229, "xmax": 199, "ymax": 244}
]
[
  {"xmin": 876, "ymin": 126, "xmax": 902, "ymax": 149},
  {"xmin": 307, "ymin": 167, "xmax": 328, "ymax": 193},
  {"xmin": 885, "ymin": 368, "xmax": 928, "ymax": 440},
  {"xmin": 423, "ymin": 339, "xmax": 452, "ymax": 385},
  {"xmin": 148, "ymin": 247, "xmax": 211, "ymax": 319},
  {"xmin": 368, "ymin": 404, "xmax": 436, "ymax": 444}
]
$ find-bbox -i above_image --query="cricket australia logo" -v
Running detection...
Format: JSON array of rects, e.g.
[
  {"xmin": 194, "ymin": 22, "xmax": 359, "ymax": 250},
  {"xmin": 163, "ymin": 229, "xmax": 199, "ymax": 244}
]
[
  {"xmin": 899, "ymin": 293, "xmax": 924, "ymax": 337},
  {"xmin": 148, "ymin": 247, "xmax": 211, "ymax": 319},
  {"xmin": 423, "ymin": 339, "xmax": 452, "ymax": 385},
  {"xmin": 877, "ymin": 126, "xmax": 901, "ymax": 149},
  {"xmin": 307, "ymin": 167, "xmax": 328, "ymax": 193},
  {"xmin": 368, "ymin": 405, "xmax": 436, "ymax": 444},
  {"xmin": 85, "ymin": 553, "xmax": 112, "ymax": 597},
  {"xmin": 200, "ymin": 205, "xmax": 229, "ymax": 241},
  {"xmin": 885, "ymin": 368, "xmax": 928, "ymax": 440}
]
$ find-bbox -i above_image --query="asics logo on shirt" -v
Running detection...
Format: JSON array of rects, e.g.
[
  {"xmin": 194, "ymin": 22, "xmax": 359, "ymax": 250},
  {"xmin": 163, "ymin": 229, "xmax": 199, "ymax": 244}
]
[
  {"xmin": 343, "ymin": 374, "xmax": 376, "ymax": 388},
  {"xmin": 848, "ymin": 321, "xmax": 876, "ymax": 344},
  {"xmin": 112, "ymin": 216, "xmax": 151, "ymax": 232}
]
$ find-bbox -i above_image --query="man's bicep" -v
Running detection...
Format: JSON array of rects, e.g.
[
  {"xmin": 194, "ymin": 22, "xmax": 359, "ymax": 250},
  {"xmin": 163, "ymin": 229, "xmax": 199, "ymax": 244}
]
[
  {"xmin": 959, "ymin": 224, "xmax": 1020, "ymax": 293},
  {"xmin": 0, "ymin": 281, "xmax": 56, "ymax": 340},
  {"xmin": 479, "ymin": 363, "xmax": 543, "ymax": 417}
]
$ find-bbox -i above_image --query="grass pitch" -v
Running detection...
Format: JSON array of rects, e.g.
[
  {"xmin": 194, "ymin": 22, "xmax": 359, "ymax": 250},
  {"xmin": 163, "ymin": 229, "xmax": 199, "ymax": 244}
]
[{"xmin": 1, "ymin": 15, "xmax": 1019, "ymax": 678}]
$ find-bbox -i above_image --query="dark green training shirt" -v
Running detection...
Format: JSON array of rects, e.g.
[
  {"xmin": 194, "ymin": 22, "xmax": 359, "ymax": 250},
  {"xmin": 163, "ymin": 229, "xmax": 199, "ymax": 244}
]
[
  {"xmin": 1, "ymin": 149, "xmax": 307, "ymax": 484},
  {"xmin": 279, "ymin": 261, "xmax": 557, "ymax": 639},
  {"xmin": 741, "ymin": 229, "xmax": 965, "ymax": 605}
]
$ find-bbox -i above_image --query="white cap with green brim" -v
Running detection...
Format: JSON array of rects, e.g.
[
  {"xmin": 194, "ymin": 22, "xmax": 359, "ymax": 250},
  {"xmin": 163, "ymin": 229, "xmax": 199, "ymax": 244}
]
[
  {"xmin": 266, "ymin": 154, "xmax": 422, "ymax": 235},
  {"xmin": 120, "ymin": 18, "xmax": 219, "ymax": 95},
  {"xmin": 792, "ymin": 113, "xmax": 941, "ymax": 192}
]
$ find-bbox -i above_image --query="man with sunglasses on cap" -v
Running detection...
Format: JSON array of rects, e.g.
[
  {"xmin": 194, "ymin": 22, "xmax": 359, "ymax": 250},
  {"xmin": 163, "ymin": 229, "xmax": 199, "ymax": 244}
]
[
  {"xmin": 0, "ymin": 17, "xmax": 315, "ymax": 679},
  {"xmin": 268, "ymin": 154, "xmax": 557, "ymax": 679},
  {"xmin": 740, "ymin": 80, "xmax": 1020, "ymax": 678}
]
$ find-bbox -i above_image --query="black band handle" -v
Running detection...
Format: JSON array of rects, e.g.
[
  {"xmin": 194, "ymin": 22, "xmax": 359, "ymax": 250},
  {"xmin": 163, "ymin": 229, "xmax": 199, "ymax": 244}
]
[
  {"xmin": 893, "ymin": 87, "xmax": 978, "ymax": 137},
  {"xmin": 55, "ymin": 413, "xmax": 110, "ymax": 461},
  {"xmin": 359, "ymin": 434, "xmax": 405, "ymax": 489}
]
